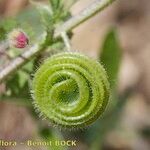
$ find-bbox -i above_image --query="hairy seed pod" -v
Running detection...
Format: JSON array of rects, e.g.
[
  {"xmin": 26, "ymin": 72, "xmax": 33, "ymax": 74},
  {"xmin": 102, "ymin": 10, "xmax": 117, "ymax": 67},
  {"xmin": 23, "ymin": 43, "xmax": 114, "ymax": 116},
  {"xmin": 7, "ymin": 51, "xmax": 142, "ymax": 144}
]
[{"xmin": 32, "ymin": 52, "xmax": 110, "ymax": 129}]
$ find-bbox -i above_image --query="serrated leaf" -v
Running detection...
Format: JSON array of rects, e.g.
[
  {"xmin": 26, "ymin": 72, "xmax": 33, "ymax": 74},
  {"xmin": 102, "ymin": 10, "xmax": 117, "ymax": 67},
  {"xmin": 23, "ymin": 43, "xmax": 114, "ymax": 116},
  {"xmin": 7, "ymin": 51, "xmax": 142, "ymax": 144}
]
[
  {"xmin": 30, "ymin": 1, "xmax": 53, "ymax": 27},
  {"xmin": 100, "ymin": 28, "xmax": 121, "ymax": 88},
  {"xmin": 49, "ymin": 0, "xmax": 71, "ymax": 23},
  {"xmin": 50, "ymin": 0, "xmax": 60, "ymax": 11},
  {"xmin": 49, "ymin": 0, "xmax": 77, "ymax": 10}
]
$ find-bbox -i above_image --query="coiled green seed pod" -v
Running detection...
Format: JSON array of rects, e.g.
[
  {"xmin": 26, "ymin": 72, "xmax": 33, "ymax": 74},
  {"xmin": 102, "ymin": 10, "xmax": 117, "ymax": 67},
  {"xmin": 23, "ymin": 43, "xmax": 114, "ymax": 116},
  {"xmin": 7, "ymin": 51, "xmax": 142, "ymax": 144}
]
[{"xmin": 32, "ymin": 52, "xmax": 110, "ymax": 129}]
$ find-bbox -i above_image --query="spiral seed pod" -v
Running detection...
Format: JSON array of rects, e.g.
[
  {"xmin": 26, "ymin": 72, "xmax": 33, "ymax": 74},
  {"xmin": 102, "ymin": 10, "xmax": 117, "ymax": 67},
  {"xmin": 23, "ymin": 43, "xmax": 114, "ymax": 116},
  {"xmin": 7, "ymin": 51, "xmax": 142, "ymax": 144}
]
[{"xmin": 32, "ymin": 52, "xmax": 110, "ymax": 129}]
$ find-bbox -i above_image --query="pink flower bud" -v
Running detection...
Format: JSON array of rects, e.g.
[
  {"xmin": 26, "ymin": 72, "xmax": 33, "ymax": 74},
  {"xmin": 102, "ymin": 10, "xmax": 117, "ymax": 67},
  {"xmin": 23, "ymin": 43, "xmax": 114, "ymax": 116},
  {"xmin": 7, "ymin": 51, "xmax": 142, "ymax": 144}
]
[{"xmin": 8, "ymin": 29, "xmax": 29, "ymax": 49}]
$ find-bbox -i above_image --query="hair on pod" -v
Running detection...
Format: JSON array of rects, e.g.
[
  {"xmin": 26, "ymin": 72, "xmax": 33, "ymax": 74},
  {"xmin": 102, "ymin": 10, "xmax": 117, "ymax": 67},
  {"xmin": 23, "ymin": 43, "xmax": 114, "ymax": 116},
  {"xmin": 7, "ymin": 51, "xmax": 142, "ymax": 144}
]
[{"xmin": 31, "ymin": 52, "xmax": 110, "ymax": 130}]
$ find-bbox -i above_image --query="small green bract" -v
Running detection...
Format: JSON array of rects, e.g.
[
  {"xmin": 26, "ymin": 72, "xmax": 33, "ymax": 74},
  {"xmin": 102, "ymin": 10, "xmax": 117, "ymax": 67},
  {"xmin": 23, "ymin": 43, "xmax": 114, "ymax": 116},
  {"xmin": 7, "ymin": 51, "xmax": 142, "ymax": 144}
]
[{"xmin": 32, "ymin": 52, "xmax": 110, "ymax": 129}]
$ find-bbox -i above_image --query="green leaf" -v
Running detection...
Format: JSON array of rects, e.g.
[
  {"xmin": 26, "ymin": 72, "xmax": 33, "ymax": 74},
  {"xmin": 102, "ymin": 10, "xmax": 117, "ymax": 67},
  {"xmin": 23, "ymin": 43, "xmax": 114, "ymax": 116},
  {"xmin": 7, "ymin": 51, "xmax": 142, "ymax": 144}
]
[
  {"xmin": 50, "ymin": 0, "xmax": 61, "ymax": 11},
  {"xmin": 100, "ymin": 28, "xmax": 122, "ymax": 120},
  {"xmin": 0, "ymin": 19, "xmax": 18, "ymax": 33},
  {"xmin": 17, "ymin": 7, "xmax": 46, "ymax": 41},
  {"xmin": 100, "ymin": 28, "xmax": 121, "ymax": 88},
  {"xmin": 5, "ymin": 73, "xmax": 20, "ymax": 96},
  {"xmin": 30, "ymin": 1, "xmax": 53, "ymax": 27},
  {"xmin": 49, "ymin": 0, "xmax": 71, "ymax": 23},
  {"xmin": 86, "ymin": 28, "xmax": 123, "ymax": 150},
  {"xmin": 2, "ymin": 61, "xmax": 34, "ymax": 98},
  {"xmin": 18, "ymin": 70, "xmax": 29, "ymax": 88},
  {"xmin": 0, "ymin": 7, "xmax": 45, "ymax": 44},
  {"xmin": 50, "ymin": 0, "xmax": 77, "ymax": 10},
  {"xmin": 23, "ymin": 60, "xmax": 34, "ymax": 72}
]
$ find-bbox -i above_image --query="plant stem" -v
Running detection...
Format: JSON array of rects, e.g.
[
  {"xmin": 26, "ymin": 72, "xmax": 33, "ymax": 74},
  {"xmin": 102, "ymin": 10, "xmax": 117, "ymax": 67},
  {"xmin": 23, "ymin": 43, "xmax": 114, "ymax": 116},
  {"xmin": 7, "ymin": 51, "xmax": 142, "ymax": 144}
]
[
  {"xmin": 60, "ymin": 32, "xmax": 72, "ymax": 51},
  {"xmin": 0, "ymin": 32, "xmax": 47, "ymax": 82},
  {"xmin": 0, "ymin": 0, "xmax": 116, "ymax": 83},
  {"xmin": 0, "ymin": 41, "xmax": 9, "ymax": 52},
  {"xmin": 54, "ymin": 0, "xmax": 115, "ymax": 37}
]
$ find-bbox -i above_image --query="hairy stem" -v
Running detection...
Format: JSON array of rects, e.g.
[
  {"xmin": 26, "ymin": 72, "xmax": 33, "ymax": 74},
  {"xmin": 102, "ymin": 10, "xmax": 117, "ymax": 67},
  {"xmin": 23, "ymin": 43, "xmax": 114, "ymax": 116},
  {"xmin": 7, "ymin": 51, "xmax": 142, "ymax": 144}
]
[
  {"xmin": 54, "ymin": 0, "xmax": 115, "ymax": 37},
  {"xmin": 0, "ymin": 0, "xmax": 116, "ymax": 83},
  {"xmin": 60, "ymin": 32, "xmax": 72, "ymax": 51}
]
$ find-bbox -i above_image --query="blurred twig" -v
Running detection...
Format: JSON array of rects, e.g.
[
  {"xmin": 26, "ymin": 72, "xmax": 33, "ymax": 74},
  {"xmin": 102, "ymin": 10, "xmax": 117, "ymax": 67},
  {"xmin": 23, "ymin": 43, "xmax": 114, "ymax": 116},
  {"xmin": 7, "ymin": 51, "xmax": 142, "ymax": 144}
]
[
  {"xmin": 0, "ymin": 41, "xmax": 9, "ymax": 52},
  {"xmin": 0, "ymin": 0, "xmax": 116, "ymax": 83},
  {"xmin": 0, "ymin": 41, "xmax": 11, "ymax": 60}
]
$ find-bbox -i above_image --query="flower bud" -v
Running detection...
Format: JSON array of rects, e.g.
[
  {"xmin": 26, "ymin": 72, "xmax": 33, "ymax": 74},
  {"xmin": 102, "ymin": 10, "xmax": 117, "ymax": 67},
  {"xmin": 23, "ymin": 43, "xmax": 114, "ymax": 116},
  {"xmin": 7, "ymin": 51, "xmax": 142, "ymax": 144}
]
[{"xmin": 8, "ymin": 29, "xmax": 29, "ymax": 49}]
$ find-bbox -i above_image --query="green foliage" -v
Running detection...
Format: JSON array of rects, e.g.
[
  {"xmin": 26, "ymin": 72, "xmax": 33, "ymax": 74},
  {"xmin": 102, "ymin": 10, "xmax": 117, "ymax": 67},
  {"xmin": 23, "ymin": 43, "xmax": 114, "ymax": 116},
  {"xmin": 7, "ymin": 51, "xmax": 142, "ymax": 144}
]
[
  {"xmin": 82, "ymin": 28, "xmax": 122, "ymax": 150},
  {"xmin": 49, "ymin": 0, "xmax": 71, "ymax": 23},
  {"xmin": 0, "ymin": 0, "xmax": 123, "ymax": 145},
  {"xmin": 16, "ymin": 8, "xmax": 45, "ymax": 42},
  {"xmin": 0, "ymin": 1, "xmax": 130, "ymax": 150},
  {"xmin": 1, "ymin": 61, "xmax": 34, "ymax": 100},
  {"xmin": 0, "ymin": 7, "xmax": 46, "ymax": 42},
  {"xmin": 0, "ymin": 27, "xmax": 6, "ymax": 41},
  {"xmin": 0, "ymin": 19, "xmax": 17, "ymax": 39},
  {"xmin": 0, "ymin": 1, "xmax": 126, "ymax": 150},
  {"xmin": 0, "ymin": 19, "xmax": 18, "ymax": 34},
  {"xmin": 30, "ymin": 1, "xmax": 53, "ymax": 28},
  {"xmin": 0, "ymin": 0, "xmax": 72, "ymax": 101},
  {"xmin": 100, "ymin": 28, "xmax": 121, "ymax": 88},
  {"xmin": 0, "ymin": 5, "xmax": 50, "ymax": 99},
  {"xmin": 100, "ymin": 29, "xmax": 122, "ymax": 115},
  {"xmin": 32, "ymin": 52, "xmax": 110, "ymax": 129}
]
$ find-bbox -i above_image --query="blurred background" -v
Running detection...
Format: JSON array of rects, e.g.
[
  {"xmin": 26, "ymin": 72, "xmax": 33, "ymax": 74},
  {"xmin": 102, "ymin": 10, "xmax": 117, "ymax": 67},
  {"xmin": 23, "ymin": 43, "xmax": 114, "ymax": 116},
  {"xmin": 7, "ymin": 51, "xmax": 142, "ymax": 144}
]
[{"xmin": 0, "ymin": 0, "xmax": 150, "ymax": 150}]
